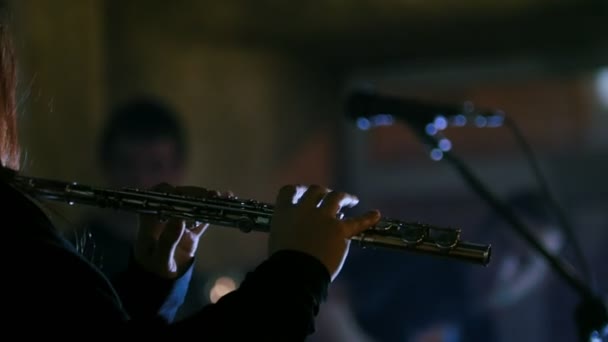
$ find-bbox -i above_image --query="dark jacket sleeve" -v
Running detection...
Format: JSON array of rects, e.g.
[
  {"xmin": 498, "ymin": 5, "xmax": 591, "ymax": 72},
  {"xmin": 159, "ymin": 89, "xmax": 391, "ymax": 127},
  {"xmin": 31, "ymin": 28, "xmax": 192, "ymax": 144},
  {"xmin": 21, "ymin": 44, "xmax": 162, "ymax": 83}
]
[
  {"xmin": 169, "ymin": 250, "xmax": 331, "ymax": 340},
  {"xmin": 13, "ymin": 230, "xmax": 329, "ymax": 341}
]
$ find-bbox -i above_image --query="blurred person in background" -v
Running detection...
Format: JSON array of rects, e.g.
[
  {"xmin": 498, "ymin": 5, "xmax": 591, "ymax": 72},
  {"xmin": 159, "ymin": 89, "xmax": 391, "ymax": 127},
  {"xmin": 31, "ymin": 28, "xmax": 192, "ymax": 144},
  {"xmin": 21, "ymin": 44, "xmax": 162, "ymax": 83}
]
[
  {"xmin": 80, "ymin": 97, "xmax": 188, "ymax": 276},
  {"xmin": 77, "ymin": 97, "xmax": 209, "ymax": 317}
]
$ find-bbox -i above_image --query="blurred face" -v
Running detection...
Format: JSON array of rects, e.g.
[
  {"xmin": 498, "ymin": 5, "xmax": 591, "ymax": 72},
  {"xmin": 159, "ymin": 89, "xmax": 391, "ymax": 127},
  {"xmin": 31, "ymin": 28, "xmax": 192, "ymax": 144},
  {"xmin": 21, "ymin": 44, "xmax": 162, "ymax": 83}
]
[{"xmin": 104, "ymin": 138, "xmax": 184, "ymax": 189}]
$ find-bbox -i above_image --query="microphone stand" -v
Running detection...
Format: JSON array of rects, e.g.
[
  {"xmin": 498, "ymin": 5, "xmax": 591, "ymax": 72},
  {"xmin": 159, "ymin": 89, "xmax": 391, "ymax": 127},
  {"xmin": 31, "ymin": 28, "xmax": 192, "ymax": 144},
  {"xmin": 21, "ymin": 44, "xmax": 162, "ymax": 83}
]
[
  {"xmin": 400, "ymin": 117, "xmax": 607, "ymax": 342},
  {"xmin": 346, "ymin": 91, "xmax": 607, "ymax": 340}
]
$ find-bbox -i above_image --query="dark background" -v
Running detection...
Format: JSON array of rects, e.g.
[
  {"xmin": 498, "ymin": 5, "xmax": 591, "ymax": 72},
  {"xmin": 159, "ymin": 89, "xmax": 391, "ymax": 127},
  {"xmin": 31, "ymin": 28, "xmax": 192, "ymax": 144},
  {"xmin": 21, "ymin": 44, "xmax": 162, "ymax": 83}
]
[{"xmin": 4, "ymin": 1, "xmax": 607, "ymax": 341}]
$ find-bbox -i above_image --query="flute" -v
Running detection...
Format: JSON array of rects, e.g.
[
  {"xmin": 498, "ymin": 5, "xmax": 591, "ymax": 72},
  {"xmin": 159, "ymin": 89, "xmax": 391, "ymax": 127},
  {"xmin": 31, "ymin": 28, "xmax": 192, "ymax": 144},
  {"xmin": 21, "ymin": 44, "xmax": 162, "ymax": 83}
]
[{"xmin": 7, "ymin": 174, "xmax": 491, "ymax": 266}]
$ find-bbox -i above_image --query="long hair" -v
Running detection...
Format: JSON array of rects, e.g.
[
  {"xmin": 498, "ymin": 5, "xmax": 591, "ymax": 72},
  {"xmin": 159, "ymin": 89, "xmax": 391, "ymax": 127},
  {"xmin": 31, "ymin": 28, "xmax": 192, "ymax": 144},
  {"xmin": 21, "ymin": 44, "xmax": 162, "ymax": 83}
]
[{"xmin": 0, "ymin": 18, "xmax": 20, "ymax": 171}]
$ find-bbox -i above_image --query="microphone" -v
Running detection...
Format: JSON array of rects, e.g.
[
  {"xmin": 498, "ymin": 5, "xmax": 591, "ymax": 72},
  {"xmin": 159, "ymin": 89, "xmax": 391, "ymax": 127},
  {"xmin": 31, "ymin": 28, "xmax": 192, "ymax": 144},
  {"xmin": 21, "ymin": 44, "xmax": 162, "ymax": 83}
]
[{"xmin": 345, "ymin": 90, "xmax": 505, "ymax": 132}]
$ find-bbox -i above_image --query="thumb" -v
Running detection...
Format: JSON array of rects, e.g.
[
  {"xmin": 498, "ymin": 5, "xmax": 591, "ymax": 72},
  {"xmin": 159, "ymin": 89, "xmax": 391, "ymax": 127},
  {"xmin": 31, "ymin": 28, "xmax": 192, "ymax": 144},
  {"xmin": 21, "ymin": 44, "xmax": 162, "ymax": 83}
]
[
  {"xmin": 342, "ymin": 210, "xmax": 381, "ymax": 238},
  {"xmin": 157, "ymin": 219, "xmax": 185, "ymax": 258}
]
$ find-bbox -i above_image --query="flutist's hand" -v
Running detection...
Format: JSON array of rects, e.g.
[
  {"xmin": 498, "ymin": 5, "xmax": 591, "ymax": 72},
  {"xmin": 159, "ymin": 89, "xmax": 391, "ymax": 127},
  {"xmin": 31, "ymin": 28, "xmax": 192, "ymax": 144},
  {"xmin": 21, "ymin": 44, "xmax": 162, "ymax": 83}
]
[
  {"xmin": 133, "ymin": 184, "xmax": 226, "ymax": 279},
  {"xmin": 269, "ymin": 185, "xmax": 381, "ymax": 281}
]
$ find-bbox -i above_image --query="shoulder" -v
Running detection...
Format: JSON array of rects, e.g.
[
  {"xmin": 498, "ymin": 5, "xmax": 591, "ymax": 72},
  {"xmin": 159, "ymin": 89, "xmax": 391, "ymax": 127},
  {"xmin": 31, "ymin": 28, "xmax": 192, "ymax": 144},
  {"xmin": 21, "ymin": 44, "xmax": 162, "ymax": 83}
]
[
  {"xmin": 0, "ymin": 178, "xmax": 129, "ymax": 320},
  {"xmin": 0, "ymin": 179, "xmax": 58, "ymax": 238}
]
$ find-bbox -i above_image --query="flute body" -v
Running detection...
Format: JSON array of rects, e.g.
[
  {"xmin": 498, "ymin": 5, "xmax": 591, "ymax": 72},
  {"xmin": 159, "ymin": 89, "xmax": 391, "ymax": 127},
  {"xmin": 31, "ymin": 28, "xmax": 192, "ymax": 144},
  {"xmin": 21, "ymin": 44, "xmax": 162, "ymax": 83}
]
[{"xmin": 8, "ymin": 175, "xmax": 491, "ymax": 266}]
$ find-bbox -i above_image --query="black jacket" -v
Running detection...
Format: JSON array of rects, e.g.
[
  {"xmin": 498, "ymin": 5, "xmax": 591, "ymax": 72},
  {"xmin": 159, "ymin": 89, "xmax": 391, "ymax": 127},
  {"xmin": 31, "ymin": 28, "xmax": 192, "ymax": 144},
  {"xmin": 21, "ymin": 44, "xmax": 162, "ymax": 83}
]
[{"xmin": 2, "ymin": 177, "xmax": 329, "ymax": 340}]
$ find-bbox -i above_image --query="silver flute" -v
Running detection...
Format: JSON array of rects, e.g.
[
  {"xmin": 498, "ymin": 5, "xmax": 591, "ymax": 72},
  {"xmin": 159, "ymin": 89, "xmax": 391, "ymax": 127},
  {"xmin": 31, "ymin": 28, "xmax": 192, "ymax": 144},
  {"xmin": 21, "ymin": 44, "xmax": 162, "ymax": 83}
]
[{"xmin": 8, "ymin": 174, "xmax": 491, "ymax": 266}]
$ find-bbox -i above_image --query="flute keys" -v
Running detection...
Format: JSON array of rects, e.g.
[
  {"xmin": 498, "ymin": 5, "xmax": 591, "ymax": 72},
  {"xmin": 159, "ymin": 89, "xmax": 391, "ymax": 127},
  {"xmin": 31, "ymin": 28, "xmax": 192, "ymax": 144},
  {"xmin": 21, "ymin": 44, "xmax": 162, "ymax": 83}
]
[
  {"xmin": 235, "ymin": 216, "xmax": 254, "ymax": 233},
  {"xmin": 398, "ymin": 226, "xmax": 426, "ymax": 245},
  {"xmin": 429, "ymin": 228, "xmax": 461, "ymax": 250}
]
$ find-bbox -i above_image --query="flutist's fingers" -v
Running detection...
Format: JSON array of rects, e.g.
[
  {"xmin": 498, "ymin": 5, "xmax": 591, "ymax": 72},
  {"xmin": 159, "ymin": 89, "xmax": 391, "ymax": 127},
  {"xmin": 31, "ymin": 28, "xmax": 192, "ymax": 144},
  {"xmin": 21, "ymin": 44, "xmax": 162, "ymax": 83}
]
[
  {"xmin": 275, "ymin": 184, "xmax": 299, "ymax": 209},
  {"xmin": 298, "ymin": 185, "xmax": 329, "ymax": 208},
  {"xmin": 157, "ymin": 219, "xmax": 185, "ymax": 260},
  {"xmin": 142, "ymin": 183, "xmax": 217, "ymax": 236},
  {"xmin": 173, "ymin": 186, "xmax": 229, "ymax": 236},
  {"xmin": 185, "ymin": 220, "xmax": 209, "ymax": 235},
  {"xmin": 342, "ymin": 210, "xmax": 382, "ymax": 238},
  {"xmin": 319, "ymin": 191, "xmax": 359, "ymax": 215},
  {"xmin": 270, "ymin": 183, "xmax": 380, "ymax": 282},
  {"xmin": 135, "ymin": 182, "xmax": 220, "ymax": 280}
]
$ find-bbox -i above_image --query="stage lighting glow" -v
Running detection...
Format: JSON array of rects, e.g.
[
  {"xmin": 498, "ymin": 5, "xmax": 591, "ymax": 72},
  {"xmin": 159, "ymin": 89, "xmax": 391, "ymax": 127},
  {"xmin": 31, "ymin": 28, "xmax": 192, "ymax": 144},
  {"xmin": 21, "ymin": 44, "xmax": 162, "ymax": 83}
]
[
  {"xmin": 434, "ymin": 115, "xmax": 448, "ymax": 130},
  {"xmin": 426, "ymin": 123, "xmax": 438, "ymax": 135},
  {"xmin": 371, "ymin": 114, "xmax": 394, "ymax": 126},
  {"xmin": 487, "ymin": 113, "xmax": 505, "ymax": 127},
  {"xmin": 439, "ymin": 138, "xmax": 452, "ymax": 152},
  {"xmin": 356, "ymin": 115, "xmax": 394, "ymax": 130},
  {"xmin": 475, "ymin": 116, "xmax": 488, "ymax": 128},
  {"xmin": 430, "ymin": 148, "xmax": 443, "ymax": 161},
  {"xmin": 453, "ymin": 114, "xmax": 467, "ymax": 127},
  {"xmin": 209, "ymin": 276, "xmax": 237, "ymax": 304},
  {"xmin": 356, "ymin": 117, "xmax": 371, "ymax": 130}
]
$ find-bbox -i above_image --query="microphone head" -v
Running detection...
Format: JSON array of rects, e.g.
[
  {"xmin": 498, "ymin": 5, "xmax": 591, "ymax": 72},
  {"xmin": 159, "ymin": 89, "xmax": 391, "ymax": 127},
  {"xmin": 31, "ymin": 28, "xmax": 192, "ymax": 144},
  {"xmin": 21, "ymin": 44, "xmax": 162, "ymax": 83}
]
[
  {"xmin": 345, "ymin": 90, "xmax": 505, "ymax": 130},
  {"xmin": 345, "ymin": 90, "xmax": 400, "ymax": 130}
]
